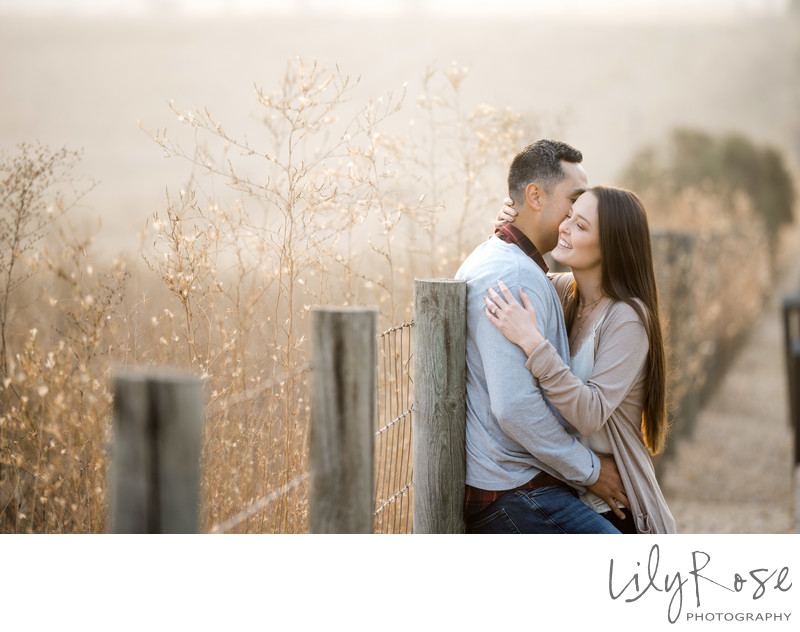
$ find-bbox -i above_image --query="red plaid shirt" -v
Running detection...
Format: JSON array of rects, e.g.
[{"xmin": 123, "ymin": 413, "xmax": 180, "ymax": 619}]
[{"xmin": 495, "ymin": 224, "xmax": 549, "ymax": 274}]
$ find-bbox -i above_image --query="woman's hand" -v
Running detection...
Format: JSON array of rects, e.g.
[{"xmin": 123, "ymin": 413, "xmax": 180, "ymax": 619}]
[
  {"xmin": 484, "ymin": 280, "xmax": 544, "ymax": 356},
  {"xmin": 493, "ymin": 197, "xmax": 518, "ymax": 229}
]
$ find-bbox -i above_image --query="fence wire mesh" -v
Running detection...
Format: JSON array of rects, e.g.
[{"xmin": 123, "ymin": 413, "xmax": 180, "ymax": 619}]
[
  {"xmin": 205, "ymin": 318, "xmax": 415, "ymax": 534},
  {"xmin": 374, "ymin": 320, "xmax": 414, "ymax": 534},
  {"xmin": 204, "ymin": 362, "xmax": 312, "ymax": 534}
]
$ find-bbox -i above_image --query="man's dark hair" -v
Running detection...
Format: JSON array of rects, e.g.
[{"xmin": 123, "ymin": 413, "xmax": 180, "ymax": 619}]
[{"xmin": 507, "ymin": 140, "xmax": 583, "ymax": 204}]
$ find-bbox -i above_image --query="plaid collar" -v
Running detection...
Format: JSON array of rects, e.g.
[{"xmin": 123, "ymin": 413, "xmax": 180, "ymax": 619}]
[{"xmin": 494, "ymin": 224, "xmax": 549, "ymax": 273}]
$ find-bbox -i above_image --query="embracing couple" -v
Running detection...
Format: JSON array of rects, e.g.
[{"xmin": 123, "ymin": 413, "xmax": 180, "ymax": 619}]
[{"xmin": 456, "ymin": 139, "xmax": 676, "ymax": 534}]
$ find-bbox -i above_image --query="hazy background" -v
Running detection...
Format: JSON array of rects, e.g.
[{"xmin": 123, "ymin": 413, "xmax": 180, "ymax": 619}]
[{"xmin": 1, "ymin": 0, "xmax": 798, "ymax": 251}]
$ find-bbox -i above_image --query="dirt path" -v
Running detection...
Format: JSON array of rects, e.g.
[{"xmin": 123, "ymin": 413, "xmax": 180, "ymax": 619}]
[{"xmin": 659, "ymin": 246, "xmax": 800, "ymax": 534}]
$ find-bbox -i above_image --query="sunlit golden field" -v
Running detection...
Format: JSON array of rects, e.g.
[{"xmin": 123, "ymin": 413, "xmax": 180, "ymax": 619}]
[{"xmin": 1, "ymin": 11, "xmax": 798, "ymax": 533}]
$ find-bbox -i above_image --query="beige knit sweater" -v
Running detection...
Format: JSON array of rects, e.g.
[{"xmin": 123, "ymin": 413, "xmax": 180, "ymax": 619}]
[{"xmin": 524, "ymin": 273, "xmax": 676, "ymax": 534}]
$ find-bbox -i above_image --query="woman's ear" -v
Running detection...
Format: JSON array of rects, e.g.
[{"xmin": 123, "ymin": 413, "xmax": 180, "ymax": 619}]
[{"xmin": 526, "ymin": 182, "xmax": 545, "ymax": 209}]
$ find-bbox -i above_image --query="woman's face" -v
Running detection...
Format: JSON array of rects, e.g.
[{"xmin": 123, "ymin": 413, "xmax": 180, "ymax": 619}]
[{"xmin": 551, "ymin": 190, "xmax": 602, "ymax": 272}]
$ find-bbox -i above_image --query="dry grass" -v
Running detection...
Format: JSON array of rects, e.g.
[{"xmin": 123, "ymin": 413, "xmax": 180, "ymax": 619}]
[{"xmin": 0, "ymin": 59, "xmax": 528, "ymax": 533}]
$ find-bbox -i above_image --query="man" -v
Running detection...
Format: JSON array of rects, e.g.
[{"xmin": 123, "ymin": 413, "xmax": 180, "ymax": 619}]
[{"xmin": 455, "ymin": 139, "xmax": 628, "ymax": 533}]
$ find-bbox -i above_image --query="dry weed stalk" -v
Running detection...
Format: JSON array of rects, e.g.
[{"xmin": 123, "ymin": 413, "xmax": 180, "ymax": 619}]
[
  {"xmin": 0, "ymin": 144, "xmax": 93, "ymax": 380},
  {"xmin": 0, "ymin": 223, "xmax": 127, "ymax": 532},
  {"xmin": 138, "ymin": 58, "xmax": 534, "ymax": 532},
  {"xmin": 140, "ymin": 59, "xmax": 412, "ymax": 531},
  {"xmin": 365, "ymin": 63, "xmax": 535, "ymax": 282},
  {"xmin": 0, "ymin": 144, "xmax": 124, "ymax": 533}
]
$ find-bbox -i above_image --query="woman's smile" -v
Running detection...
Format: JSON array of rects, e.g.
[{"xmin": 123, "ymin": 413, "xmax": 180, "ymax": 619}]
[{"xmin": 551, "ymin": 191, "xmax": 602, "ymax": 271}]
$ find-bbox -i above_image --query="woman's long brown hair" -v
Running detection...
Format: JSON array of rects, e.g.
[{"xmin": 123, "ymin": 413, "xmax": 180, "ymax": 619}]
[{"xmin": 562, "ymin": 186, "xmax": 669, "ymax": 455}]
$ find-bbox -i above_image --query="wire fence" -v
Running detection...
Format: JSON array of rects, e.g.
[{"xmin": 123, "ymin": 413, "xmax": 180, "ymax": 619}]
[
  {"xmin": 206, "ymin": 319, "xmax": 415, "ymax": 534},
  {"xmin": 374, "ymin": 320, "xmax": 414, "ymax": 534},
  {"xmin": 207, "ymin": 472, "xmax": 309, "ymax": 534},
  {"xmin": 204, "ymin": 361, "xmax": 313, "ymax": 534}
]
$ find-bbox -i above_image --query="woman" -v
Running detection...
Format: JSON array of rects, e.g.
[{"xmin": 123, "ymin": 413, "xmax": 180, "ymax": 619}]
[{"xmin": 484, "ymin": 185, "xmax": 676, "ymax": 533}]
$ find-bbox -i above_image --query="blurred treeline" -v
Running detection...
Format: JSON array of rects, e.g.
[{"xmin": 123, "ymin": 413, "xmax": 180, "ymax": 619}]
[{"xmin": 621, "ymin": 127, "xmax": 796, "ymax": 450}]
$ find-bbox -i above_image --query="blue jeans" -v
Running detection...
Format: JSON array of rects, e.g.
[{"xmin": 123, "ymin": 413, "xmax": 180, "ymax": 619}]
[{"xmin": 465, "ymin": 483, "xmax": 621, "ymax": 534}]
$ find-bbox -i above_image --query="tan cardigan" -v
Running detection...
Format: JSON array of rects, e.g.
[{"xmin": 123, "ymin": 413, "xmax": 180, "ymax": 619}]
[{"xmin": 524, "ymin": 273, "xmax": 676, "ymax": 534}]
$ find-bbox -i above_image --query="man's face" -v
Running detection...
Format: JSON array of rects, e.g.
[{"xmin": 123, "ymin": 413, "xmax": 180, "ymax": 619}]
[{"xmin": 538, "ymin": 161, "xmax": 588, "ymax": 253}]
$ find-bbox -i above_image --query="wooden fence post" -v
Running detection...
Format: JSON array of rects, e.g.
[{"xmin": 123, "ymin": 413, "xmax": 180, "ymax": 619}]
[
  {"xmin": 783, "ymin": 293, "xmax": 800, "ymax": 430},
  {"xmin": 792, "ymin": 340, "xmax": 800, "ymax": 466},
  {"xmin": 792, "ymin": 340, "xmax": 800, "ymax": 535},
  {"xmin": 109, "ymin": 369, "xmax": 204, "ymax": 533},
  {"xmin": 413, "ymin": 279, "xmax": 467, "ymax": 534},
  {"xmin": 781, "ymin": 293, "xmax": 800, "ymax": 533},
  {"xmin": 310, "ymin": 307, "xmax": 377, "ymax": 534}
]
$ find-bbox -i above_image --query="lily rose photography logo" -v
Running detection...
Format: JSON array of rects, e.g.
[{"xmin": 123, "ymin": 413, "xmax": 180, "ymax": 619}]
[{"xmin": 607, "ymin": 543, "xmax": 794, "ymax": 625}]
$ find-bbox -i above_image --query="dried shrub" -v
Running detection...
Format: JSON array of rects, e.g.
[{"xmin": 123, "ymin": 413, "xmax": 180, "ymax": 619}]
[
  {"xmin": 135, "ymin": 58, "xmax": 534, "ymax": 532},
  {"xmin": 3, "ymin": 58, "xmax": 540, "ymax": 532}
]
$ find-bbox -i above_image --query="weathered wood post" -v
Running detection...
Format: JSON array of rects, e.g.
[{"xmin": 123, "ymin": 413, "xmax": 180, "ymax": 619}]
[
  {"xmin": 780, "ymin": 292, "xmax": 800, "ymax": 533},
  {"xmin": 783, "ymin": 292, "xmax": 800, "ymax": 431},
  {"xmin": 109, "ymin": 369, "xmax": 204, "ymax": 533},
  {"xmin": 413, "ymin": 279, "xmax": 467, "ymax": 533},
  {"xmin": 793, "ymin": 340, "xmax": 800, "ymax": 466},
  {"xmin": 310, "ymin": 307, "xmax": 377, "ymax": 534},
  {"xmin": 792, "ymin": 340, "xmax": 800, "ymax": 534}
]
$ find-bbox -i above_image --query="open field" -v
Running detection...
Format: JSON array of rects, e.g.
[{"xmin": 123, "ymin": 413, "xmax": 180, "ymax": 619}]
[{"xmin": 1, "ymin": 13, "xmax": 798, "ymax": 250}]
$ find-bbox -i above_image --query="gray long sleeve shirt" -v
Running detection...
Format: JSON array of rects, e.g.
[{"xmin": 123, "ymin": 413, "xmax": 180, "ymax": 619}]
[{"xmin": 455, "ymin": 236, "xmax": 601, "ymax": 491}]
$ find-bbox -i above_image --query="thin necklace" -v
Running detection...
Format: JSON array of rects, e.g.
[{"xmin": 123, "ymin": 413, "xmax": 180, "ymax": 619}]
[
  {"xmin": 576, "ymin": 296, "xmax": 602, "ymax": 320},
  {"xmin": 571, "ymin": 297, "xmax": 605, "ymax": 346}
]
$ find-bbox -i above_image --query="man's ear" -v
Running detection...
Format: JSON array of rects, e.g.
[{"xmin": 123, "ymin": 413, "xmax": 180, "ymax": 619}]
[{"xmin": 526, "ymin": 182, "xmax": 545, "ymax": 209}]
